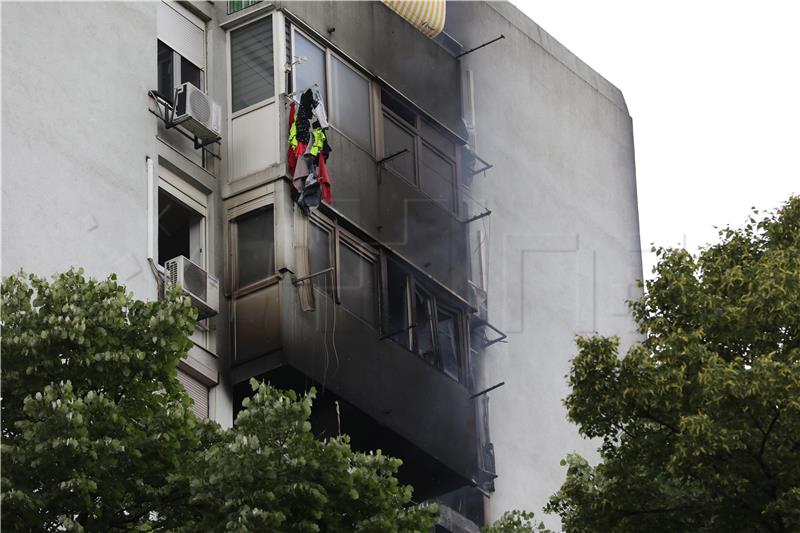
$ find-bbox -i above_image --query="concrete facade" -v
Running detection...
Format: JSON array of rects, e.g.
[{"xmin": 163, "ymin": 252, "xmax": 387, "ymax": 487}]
[
  {"xmin": 445, "ymin": 2, "xmax": 642, "ymax": 527},
  {"xmin": 2, "ymin": 1, "xmax": 642, "ymax": 530}
]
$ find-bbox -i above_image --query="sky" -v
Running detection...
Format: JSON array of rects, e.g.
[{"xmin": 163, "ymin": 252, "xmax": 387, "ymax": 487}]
[{"xmin": 510, "ymin": 0, "xmax": 800, "ymax": 277}]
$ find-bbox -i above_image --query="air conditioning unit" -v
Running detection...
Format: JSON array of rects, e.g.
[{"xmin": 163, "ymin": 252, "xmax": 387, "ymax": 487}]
[
  {"xmin": 164, "ymin": 256, "xmax": 219, "ymax": 319},
  {"xmin": 173, "ymin": 83, "xmax": 222, "ymax": 142}
]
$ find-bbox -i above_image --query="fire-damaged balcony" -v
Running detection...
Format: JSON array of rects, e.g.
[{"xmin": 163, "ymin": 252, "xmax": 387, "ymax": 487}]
[{"xmin": 225, "ymin": 192, "xmax": 483, "ymax": 499}]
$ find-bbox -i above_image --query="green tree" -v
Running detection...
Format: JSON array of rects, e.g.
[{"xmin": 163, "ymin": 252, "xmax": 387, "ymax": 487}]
[
  {"xmin": 483, "ymin": 510, "xmax": 552, "ymax": 533},
  {"xmin": 1, "ymin": 270, "xmax": 437, "ymax": 532},
  {"xmin": 546, "ymin": 197, "xmax": 800, "ymax": 533}
]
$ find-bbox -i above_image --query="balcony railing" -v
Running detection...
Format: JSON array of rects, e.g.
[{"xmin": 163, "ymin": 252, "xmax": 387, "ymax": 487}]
[{"xmin": 227, "ymin": 0, "xmax": 260, "ymax": 15}]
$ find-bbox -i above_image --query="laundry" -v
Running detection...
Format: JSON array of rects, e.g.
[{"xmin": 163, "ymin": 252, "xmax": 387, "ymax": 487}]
[
  {"xmin": 287, "ymin": 88, "xmax": 332, "ymax": 213},
  {"xmin": 312, "ymin": 86, "xmax": 328, "ymax": 128}
]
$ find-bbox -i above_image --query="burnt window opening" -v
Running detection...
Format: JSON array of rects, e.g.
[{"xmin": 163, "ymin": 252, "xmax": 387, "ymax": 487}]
[
  {"xmin": 413, "ymin": 288, "xmax": 435, "ymax": 362},
  {"xmin": 233, "ymin": 208, "xmax": 275, "ymax": 290},
  {"xmin": 380, "ymin": 89, "xmax": 459, "ymax": 213},
  {"xmin": 158, "ymin": 188, "xmax": 204, "ymax": 267},
  {"xmin": 385, "ymin": 259, "xmax": 411, "ymax": 349},
  {"xmin": 436, "ymin": 306, "xmax": 460, "ymax": 380},
  {"xmin": 157, "ymin": 40, "xmax": 203, "ymax": 105},
  {"xmin": 306, "ymin": 215, "xmax": 468, "ymax": 383},
  {"xmin": 383, "ymin": 258, "xmax": 467, "ymax": 383}
]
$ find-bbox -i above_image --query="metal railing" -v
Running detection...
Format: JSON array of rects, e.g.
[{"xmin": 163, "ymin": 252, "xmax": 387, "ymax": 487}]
[{"xmin": 227, "ymin": 0, "xmax": 260, "ymax": 15}]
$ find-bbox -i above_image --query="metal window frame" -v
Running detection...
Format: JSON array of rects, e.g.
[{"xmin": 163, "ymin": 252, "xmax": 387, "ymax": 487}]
[
  {"xmin": 379, "ymin": 99, "xmax": 460, "ymax": 215},
  {"xmin": 226, "ymin": 12, "xmax": 278, "ymax": 118},
  {"xmin": 229, "ymin": 204, "xmax": 278, "ymax": 298}
]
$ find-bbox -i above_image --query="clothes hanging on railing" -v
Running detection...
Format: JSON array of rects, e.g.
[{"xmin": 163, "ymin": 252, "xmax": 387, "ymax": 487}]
[{"xmin": 287, "ymin": 89, "xmax": 332, "ymax": 216}]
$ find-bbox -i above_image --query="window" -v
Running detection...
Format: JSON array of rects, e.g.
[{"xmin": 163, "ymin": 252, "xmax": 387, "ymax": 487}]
[
  {"xmin": 157, "ymin": 168, "xmax": 210, "ymax": 350},
  {"xmin": 383, "ymin": 116, "xmax": 416, "ymax": 184},
  {"xmin": 308, "ymin": 221, "xmax": 333, "ymax": 294},
  {"xmin": 290, "ymin": 28, "xmax": 372, "ymax": 152},
  {"xmin": 380, "ymin": 89, "xmax": 459, "ymax": 213},
  {"xmin": 382, "ymin": 257, "xmax": 466, "ymax": 382},
  {"xmin": 157, "ymin": 2, "xmax": 205, "ymax": 104},
  {"xmin": 158, "ymin": 40, "xmax": 204, "ymax": 104},
  {"xmin": 227, "ymin": 0, "xmax": 261, "ymax": 15},
  {"xmin": 307, "ymin": 215, "xmax": 467, "ymax": 382},
  {"xmin": 230, "ymin": 16, "xmax": 274, "ymax": 113},
  {"xmin": 413, "ymin": 289, "xmax": 435, "ymax": 361},
  {"xmin": 233, "ymin": 208, "xmax": 275, "ymax": 289},
  {"xmin": 338, "ymin": 242, "xmax": 377, "ymax": 326},
  {"xmin": 436, "ymin": 306, "xmax": 460, "ymax": 380},
  {"xmin": 306, "ymin": 217, "xmax": 377, "ymax": 326},
  {"xmin": 292, "ymin": 30, "xmax": 326, "ymax": 105},
  {"xmin": 331, "ymin": 57, "xmax": 371, "ymax": 149},
  {"xmin": 158, "ymin": 188, "xmax": 205, "ymax": 267},
  {"xmin": 178, "ymin": 368, "xmax": 208, "ymax": 418},
  {"xmin": 385, "ymin": 259, "xmax": 411, "ymax": 348}
]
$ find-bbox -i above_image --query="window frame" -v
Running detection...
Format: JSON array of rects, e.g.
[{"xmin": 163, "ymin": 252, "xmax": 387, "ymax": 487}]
[
  {"xmin": 156, "ymin": 165, "xmax": 211, "ymax": 350},
  {"xmin": 432, "ymin": 301, "xmax": 464, "ymax": 382},
  {"xmin": 226, "ymin": 13, "xmax": 278, "ymax": 120},
  {"xmin": 157, "ymin": 170, "xmax": 208, "ymax": 270},
  {"xmin": 307, "ymin": 213, "xmax": 380, "ymax": 328},
  {"xmin": 379, "ymin": 91, "xmax": 460, "ymax": 214},
  {"xmin": 328, "ymin": 52, "xmax": 374, "ymax": 152},
  {"xmin": 379, "ymin": 252, "xmax": 467, "ymax": 383},
  {"xmin": 289, "ymin": 25, "xmax": 375, "ymax": 155},
  {"xmin": 229, "ymin": 205, "xmax": 278, "ymax": 297},
  {"xmin": 290, "ymin": 26, "xmax": 328, "ymax": 107},
  {"xmin": 158, "ymin": 39, "xmax": 206, "ymax": 104}
]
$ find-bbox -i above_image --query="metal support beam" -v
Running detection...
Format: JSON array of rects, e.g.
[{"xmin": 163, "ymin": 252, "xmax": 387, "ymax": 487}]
[
  {"xmin": 376, "ymin": 148, "xmax": 409, "ymax": 167},
  {"xmin": 463, "ymin": 209, "xmax": 492, "ymax": 224},
  {"xmin": 456, "ymin": 34, "xmax": 505, "ymax": 59},
  {"xmin": 291, "ymin": 266, "xmax": 334, "ymax": 286},
  {"xmin": 470, "ymin": 381, "xmax": 506, "ymax": 400}
]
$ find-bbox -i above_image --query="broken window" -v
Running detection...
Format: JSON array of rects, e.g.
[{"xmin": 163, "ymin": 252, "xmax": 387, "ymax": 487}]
[
  {"xmin": 413, "ymin": 289, "xmax": 435, "ymax": 361},
  {"xmin": 234, "ymin": 208, "xmax": 275, "ymax": 289},
  {"xmin": 436, "ymin": 306, "xmax": 460, "ymax": 380},
  {"xmin": 385, "ymin": 259, "xmax": 411, "ymax": 349}
]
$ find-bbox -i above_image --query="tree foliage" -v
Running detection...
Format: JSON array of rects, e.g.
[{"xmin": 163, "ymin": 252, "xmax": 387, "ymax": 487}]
[
  {"xmin": 546, "ymin": 197, "xmax": 800, "ymax": 533},
  {"xmin": 1, "ymin": 270, "xmax": 437, "ymax": 532},
  {"xmin": 483, "ymin": 510, "xmax": 552, "ymax": 533}
]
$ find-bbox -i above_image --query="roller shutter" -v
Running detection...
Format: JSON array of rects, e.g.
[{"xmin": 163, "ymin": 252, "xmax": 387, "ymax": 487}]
[{"xmin": 177, "ymin": 368, "xmax": 209, "ymax": 418}]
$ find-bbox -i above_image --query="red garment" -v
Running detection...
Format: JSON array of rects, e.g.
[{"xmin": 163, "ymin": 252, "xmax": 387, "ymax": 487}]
[
  {"xmin": 318, "ymin": 153, "xmax": 332, "ymax": 203},
  {"xmin": 287, "ymin": 102, "xmax": 297, "ymax": 175}
]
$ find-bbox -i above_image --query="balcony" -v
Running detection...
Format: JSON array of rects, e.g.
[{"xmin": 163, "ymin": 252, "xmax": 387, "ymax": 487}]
[{"xmin": 226, "ymin": 189, "xmax": 480, "ymax": 497}]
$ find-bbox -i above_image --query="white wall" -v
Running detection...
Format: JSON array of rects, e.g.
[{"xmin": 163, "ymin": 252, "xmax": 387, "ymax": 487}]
[
  {"xmin": 447, "ymin": 2, "xmax": 643, "ymax": 528},
  {"xmin": 2, "ymin": 2, "xmax": 159, "ymax": 297}
]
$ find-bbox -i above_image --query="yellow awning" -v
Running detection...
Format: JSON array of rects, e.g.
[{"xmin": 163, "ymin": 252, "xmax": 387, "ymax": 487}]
[{"xmin": 381, "ymin": 0, "xmax": 446, "ymax": 39}]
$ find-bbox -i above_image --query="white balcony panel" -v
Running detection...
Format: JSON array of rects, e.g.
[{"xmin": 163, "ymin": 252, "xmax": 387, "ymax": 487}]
[{"xmin": 230, "ymin": 101, "xmax": 279, "ymax": 181}]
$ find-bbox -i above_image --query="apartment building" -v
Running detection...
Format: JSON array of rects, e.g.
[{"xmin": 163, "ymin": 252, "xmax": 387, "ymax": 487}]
[{"xmin": 2, "ymin": 1, "xmax": 642, "ymax": 530}]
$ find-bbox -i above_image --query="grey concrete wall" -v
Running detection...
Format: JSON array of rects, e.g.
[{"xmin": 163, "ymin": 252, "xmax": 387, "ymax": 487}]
[
  {"xmin": 445, "ymin": 2, "xmax": 643, "ymax": 528},
  {"xmin": 2, "ymin": 1, "xmax": 158, "ymax": 296},
  {"xmin": 2, "ymin": 1, "xmax": 233, "ymax": 428}
]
